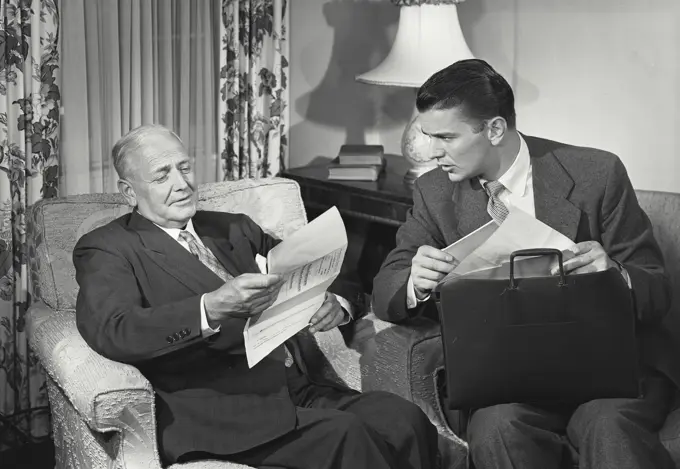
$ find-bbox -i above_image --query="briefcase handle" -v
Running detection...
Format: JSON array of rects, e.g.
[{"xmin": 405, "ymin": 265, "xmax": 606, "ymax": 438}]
[{"xmin": 509, "ymin": 248, "xmax": 566, "ymax": 289}]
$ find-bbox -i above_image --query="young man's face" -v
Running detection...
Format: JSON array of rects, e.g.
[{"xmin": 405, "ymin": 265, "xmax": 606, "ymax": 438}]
[{"xmin": 418, "ymin": 106, "xmax": 492, "ymax": 183}]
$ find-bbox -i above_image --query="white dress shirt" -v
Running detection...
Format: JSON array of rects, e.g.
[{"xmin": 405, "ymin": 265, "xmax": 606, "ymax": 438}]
[
  {"xmin": 478, "ymin": 134, "xmax": 535, "ymax": 218},
  {"xmin": 155, "ymin": 219, "xmax": 353, "ymax": 335},
  {"xmin": 406, "ymin": 134, "xmax": 629, "ymax": 309}
]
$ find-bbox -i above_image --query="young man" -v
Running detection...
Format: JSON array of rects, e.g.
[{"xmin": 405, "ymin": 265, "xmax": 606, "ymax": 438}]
[
  {"xmin": 74, "ymin": 125, "xmax": 439, "ymax": 469},
  {"xmin": 372, "ymin": 59, "xmax": 676, "ymax": 469}
]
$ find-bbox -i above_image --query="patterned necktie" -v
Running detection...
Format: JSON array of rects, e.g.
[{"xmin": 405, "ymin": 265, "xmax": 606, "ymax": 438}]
[
  {"xmin": 483, "ymin": 179, "xmax": 510, "ymax": 224},
  {"xmin": 178, "ymin": 230, "xmax": 233, "ymax": 282}
]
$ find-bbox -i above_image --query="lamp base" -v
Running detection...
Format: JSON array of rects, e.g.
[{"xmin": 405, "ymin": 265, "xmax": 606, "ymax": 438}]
[{"xmin": 401, "ymin": 106, "xmax": 439, "ymax": 187}]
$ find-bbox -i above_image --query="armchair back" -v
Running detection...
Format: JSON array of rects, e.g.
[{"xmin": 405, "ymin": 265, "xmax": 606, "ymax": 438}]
[{"xmin": 28, "ymin": 178, "xmax": 308, "ymax": 311}]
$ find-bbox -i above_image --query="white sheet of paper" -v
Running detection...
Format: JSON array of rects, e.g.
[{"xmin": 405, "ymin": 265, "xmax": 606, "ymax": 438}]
[
  {"xmin": 488, "ymin": 208, "xmax": 574, "ymax": 257},
  {"xmin": 443, "ymin": 209, "xmax": 576, "ymax": 281},
  {"xmin": 442, "ymin": 221, "xmax": 498, "ymax": 262},
  {"xmin": 270, "ymin": 246, "xmax": 346, "ymax": 308},
  {"xmin": 244, "ymin": 207, "xmax": 348, "ymax": 368},
  {"xmin": 244, "ymin": 290, "xmax": 327, "ymax": 368},
  {"xmin": 266, "ymin": 206, "xmax": 347, "ymax": 274}
]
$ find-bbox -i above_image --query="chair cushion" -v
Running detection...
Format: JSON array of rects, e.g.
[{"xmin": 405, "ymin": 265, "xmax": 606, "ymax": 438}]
[
  {"xmin": 29, "ymin": 178, "xmax": 307, "ymax": 311},
  {"xmin": 636, "ymin": 190, "xmax": 680, "ymax": 321}
]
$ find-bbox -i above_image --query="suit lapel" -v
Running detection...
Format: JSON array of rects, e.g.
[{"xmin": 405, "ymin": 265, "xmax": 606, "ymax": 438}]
[
  {"xmin": 528, "ymin": 138, "xmax": 581, "ymax": 241},
  {"xmin": 192, "ymin": 212, "xmax": 260, "ymax": 277},
  {"xmin": 127, "ymin": 211, "xmax": 224, "ymax": 294},
  {"xmin": 453, "ymin": 177, "xmax": 492, "ymax": 237},
  {"xmin": 200, "ymin": 236, "xmax": 241, "ymax": 277}
]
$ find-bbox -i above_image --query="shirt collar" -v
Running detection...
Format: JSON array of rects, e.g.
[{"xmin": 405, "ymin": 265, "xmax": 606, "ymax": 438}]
[
  {"xmin": 499, "ymin": 133, "xmax": 531, "ymax": 197},
  {"xmin": 153, "ymin": 218, "xmax": 199, "ymax": 242},
  {"xmin": 479, "ymin": 133, "xmax": 531, "ymax": 196}
]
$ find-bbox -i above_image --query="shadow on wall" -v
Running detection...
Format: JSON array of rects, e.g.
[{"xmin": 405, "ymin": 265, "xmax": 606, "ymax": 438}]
[
  {"xmin": 456, "ymin": 0, "xmax": 538, "ymax": 107},
  {"xmin": 294, "ymin": 0, "xmax": 415, "ymax": 146}
]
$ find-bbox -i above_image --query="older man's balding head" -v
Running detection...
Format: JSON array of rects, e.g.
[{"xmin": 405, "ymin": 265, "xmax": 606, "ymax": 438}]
[{"xmin": 112, "ymin": 124, "xmax": 183, "ymax": 180}]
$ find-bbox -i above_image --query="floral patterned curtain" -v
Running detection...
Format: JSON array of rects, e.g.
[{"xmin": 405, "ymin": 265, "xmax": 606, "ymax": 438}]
[
  {"xmin": 219, "ymin": 0, "xmax": 289, "ymax": 180},
  {"xmin": 0, "ymin": 0, "xmax": 59, "ymax": 448}
]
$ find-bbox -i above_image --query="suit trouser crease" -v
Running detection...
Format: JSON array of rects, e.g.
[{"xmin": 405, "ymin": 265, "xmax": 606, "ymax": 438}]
[
  {"xmin": 467, "ymin": 372, "xmax": 675, "ymax": 469},
  {"xmin": 185, "ymin": 362, "xmax": 439, "ymax": 469}
]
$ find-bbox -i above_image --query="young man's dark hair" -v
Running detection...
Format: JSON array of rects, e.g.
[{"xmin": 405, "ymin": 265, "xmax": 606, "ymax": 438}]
[{"xmin": 416, "ymin": 59, "xmax": 516, "ymax": 131}]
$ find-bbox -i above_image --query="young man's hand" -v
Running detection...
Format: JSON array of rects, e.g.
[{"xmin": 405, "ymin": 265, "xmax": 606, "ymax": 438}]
[
  {"xmin": 411, "ymin": 246, "xmax": 458, "ymax": 299},
  {"xmin": 550, "ymin": 241, "xmax": 618, "ymax": 275}
]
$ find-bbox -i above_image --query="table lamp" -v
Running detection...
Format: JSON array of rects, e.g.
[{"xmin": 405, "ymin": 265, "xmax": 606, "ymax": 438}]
[{"xmin": 356, "ymin": 0, "xmax": 474, "ymax": 185}]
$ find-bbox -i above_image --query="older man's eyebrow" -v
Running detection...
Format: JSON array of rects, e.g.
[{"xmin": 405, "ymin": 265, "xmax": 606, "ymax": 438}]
[{"xmin": 152, "ymin": 164, "xmax": 172, "ymax": 175}]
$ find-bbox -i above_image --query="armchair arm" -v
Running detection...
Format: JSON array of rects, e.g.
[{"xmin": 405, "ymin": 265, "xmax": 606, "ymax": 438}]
[
  {"xmin": 27, "ymin": 301, "xmax": 154, "ymax": 432},
  {"xmin": 359, "ymin": 315, "xmax": 446, "ymax": 423},
  {"xmin": 26, "ymin": 301, "xmax": 163, "ymax": 469},
  {"xmin": 359, "ymin": 314, "xmax": 468, "ymax": 466},
  {"xmin": 296, "ymin": 326, "xmax": 364, "ymax": 391}
]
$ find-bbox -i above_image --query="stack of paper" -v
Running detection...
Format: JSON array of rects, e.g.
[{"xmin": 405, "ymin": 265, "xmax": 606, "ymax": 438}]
[
  {"xmin": 244, "ymin": 207, "xmax": 348, "ymax": 368},
  {"xmin": 440, "ymin": 209, "xmax": 576, "ymax": 283}
]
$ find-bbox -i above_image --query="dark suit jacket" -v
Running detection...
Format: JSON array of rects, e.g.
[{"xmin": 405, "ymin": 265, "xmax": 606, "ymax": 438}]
[
  {"xmin": 74, "ymin": 210, "xmax": 335, "ymax": 464},
  {"xmin": 372, "ymin": 135, "xmax": 678, "ymax": 388}
]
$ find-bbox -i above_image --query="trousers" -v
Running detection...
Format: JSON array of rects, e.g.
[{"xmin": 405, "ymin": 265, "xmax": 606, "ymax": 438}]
[
  {"xmin": 180, "ymin": 361, "xmax": 439, "ymax": 469},
  {"xmin": 467, "ymin": 371, "xmax": 675, "ymax": 469}
]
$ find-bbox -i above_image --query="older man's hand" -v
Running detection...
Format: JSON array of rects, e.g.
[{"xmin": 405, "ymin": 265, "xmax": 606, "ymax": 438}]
[
  {"xmin": 204, "ymin": 273, "xmax": 285, "ymax": 324},
  {"xmin": 308, "ymin": 292, "xmax": 347, "ymax": 333}
]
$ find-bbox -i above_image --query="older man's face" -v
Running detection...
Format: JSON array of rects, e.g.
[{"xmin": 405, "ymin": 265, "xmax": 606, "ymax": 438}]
[{"xmin": 125, "ymin": 133, "xmax": 197, "ymax": 229}]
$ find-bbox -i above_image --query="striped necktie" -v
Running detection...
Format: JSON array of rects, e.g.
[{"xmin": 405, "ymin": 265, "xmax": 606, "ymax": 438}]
[
  {"xmin": 178, "ymin": 230, "xmax": 233, "ymax": 282},
  {"xmin": 483, "ymin": 179, "xmax": 510, "ymax": 224}
]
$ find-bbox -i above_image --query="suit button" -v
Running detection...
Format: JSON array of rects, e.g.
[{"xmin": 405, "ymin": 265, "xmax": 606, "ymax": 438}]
[
  {"xmin": 185, "ymin": 328, "xmax": 191, "ymax": 335},
  {"xmin": 166, "ymin": 335, "xmax": 174, "ymax": 344},
  {"xmin": 179, "ymin": 330, "xmax": 187, "ymax": 338},
  {"xmin": 173, "ymin": 332, "xmax": 181, "ymax": 341}
]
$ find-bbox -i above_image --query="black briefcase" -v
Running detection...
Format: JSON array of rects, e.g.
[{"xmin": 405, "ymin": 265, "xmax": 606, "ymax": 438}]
[{"xmin": 434, "ymin": 248, "xmax": 641, "ymax": 410}]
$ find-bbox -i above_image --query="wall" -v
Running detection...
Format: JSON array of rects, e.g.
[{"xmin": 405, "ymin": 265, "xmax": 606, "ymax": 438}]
[{"xmin": 289, "ymin": 0, "xmax": 680, "ymax": 193}]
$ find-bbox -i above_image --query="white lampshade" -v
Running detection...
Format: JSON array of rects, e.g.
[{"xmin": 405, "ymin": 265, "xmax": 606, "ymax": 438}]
[{"xmin": 356, "ymin": 3, "xmax": 473, "ymax": 88}]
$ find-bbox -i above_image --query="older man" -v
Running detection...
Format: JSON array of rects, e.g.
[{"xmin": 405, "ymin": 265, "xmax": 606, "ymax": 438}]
[
  {"xmin": 372, "ymin": 59, "xmax": 676, "ymax": 469},
  {"xmin": 74, "ymin": 125, "xmax": 438, "ymax": 469}
]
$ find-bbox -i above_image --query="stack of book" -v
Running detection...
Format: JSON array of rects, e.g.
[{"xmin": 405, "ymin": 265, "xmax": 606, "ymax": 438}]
[{"xmin": 327, "ymin": 144, "xmax": 386, "ymax": 181}]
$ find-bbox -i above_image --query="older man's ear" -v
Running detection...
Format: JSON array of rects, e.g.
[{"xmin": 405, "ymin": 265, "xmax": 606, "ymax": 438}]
[{"xmin": 117, "ymin": 179, "xmax": 137, "ymax": 207}]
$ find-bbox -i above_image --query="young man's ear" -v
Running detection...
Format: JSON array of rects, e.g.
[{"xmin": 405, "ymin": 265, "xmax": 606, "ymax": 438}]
[
  {"xmin": 486, "ymin": 117, "xmax": 508, "ymax": 146},
  {"xmin": 117, "ymin": 179, "xmax": 137, "ymax": 207}
]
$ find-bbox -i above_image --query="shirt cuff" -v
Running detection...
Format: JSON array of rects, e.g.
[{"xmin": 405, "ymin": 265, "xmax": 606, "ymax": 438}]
[
  {"xmin": 620, "ymin": 266, "xmax": 632, "ymax": 289},
  {"xmin": 200, "ymin": 294, "xmax": 221, "ymax": 337},
  {"xmin": 611, "ymin": 259, "xmax": 632, "ymax": 289},
  {"xmin": 334, "ymin": 293, "xmax": 354, "ymax": 326},
  {"xmin": 406, "ymin": 275, "xmax": 430, "ymax": 309}
]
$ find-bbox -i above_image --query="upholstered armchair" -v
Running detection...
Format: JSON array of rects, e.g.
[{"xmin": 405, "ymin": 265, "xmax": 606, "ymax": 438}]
[
  {"xmin": 25, "ymin": 178, "xmax": 467, "ymax": 469},
  {"xmin": 637, "ymin": 190, "xmax": 680, "ymax": 467}
]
